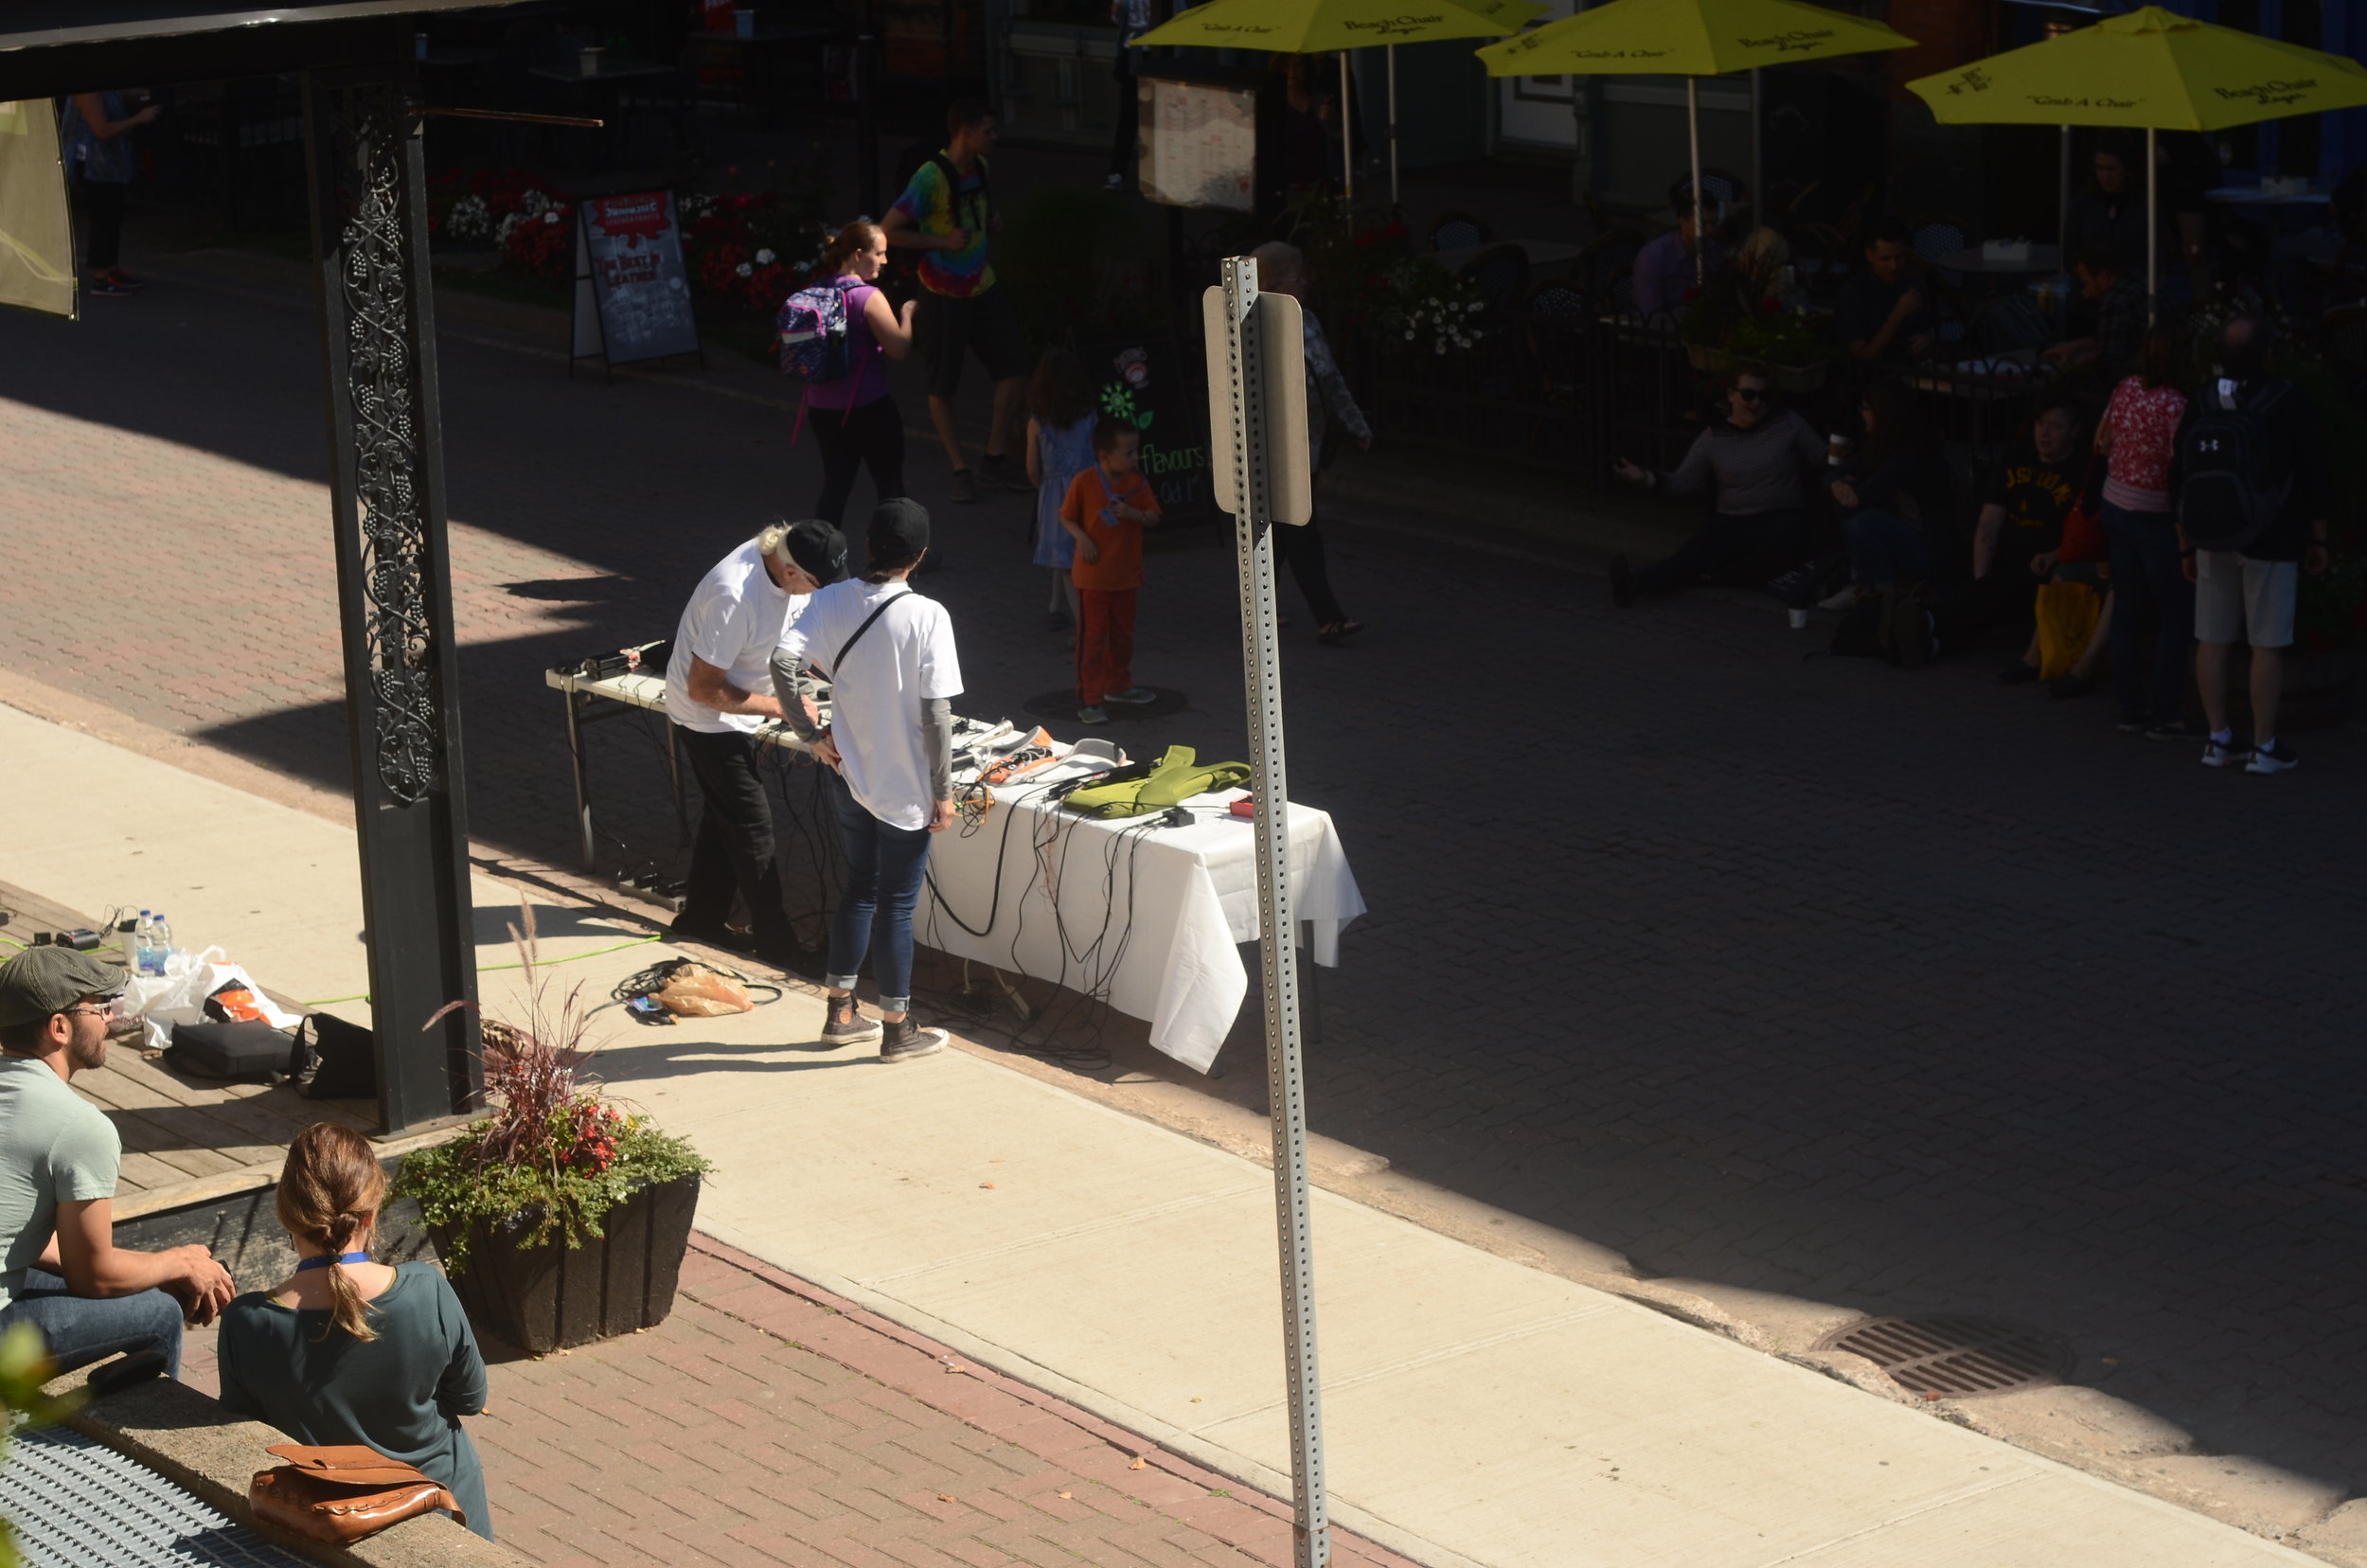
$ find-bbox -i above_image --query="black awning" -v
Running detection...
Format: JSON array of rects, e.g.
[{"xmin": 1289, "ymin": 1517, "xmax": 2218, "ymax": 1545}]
[{"xmin": 0, "ymin": 0, "xmax": 540, "ymax": 98}]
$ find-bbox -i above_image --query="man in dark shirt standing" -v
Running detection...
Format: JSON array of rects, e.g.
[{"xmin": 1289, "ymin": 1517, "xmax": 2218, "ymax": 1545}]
[
  {"xmin": 2179, "ymin": 317, "xmax": 2331, "ymax": 774},
  {"xmin": 1835, "ymin": 220, "xmax": 1935, "ymax": 365}
]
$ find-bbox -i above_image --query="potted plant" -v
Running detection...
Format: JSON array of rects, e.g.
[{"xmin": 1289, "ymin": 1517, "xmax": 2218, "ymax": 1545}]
[
  {"xmin": 1680, "ymin": 284, "xmax": 1831, "ymax": 391},
  {"xmin": 393, "ymin": 911, "xmax": 710, "ymax": 1355}
]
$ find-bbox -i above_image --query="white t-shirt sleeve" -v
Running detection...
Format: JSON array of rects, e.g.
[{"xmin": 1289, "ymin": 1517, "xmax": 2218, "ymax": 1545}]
[
  {"xmin": 917, "ymin": 602, "xmax": 963, "ymax": 702},
  {"xmin": 682, "ymin": 581, "xmax": 748, "ymax": 670}
]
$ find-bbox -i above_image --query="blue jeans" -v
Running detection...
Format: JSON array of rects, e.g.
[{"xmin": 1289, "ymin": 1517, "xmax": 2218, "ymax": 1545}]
[
  {"xmin": 1842, "ymin": 509, "xmax": 1936, "ymax": 588},
  {"xmin": 828, "ymin": 783, "xmax": 934, "ymax": 1014},
  {"xmin": 2103, "ymin": 501, "xmax": 2195, "ymax": 725},
  {"xmin": 0, "ymin": 1268, "xmax": 183, "ymax": 1379}
]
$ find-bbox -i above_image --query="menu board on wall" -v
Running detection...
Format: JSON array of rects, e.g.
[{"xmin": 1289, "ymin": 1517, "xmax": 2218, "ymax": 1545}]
[{"xmin": 1138, "ymin": 79, "xmax": 1256, "ymax": 213}]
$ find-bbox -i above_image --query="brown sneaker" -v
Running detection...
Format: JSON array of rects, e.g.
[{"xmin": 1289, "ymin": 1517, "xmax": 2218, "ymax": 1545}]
[
  {"xmin": 822, "ymin": 993, "xmax": 881, "ymax": 1046},
  {"xmin": 880, "ymin": 1018, "xmax": 947, "ymax": 1063}
]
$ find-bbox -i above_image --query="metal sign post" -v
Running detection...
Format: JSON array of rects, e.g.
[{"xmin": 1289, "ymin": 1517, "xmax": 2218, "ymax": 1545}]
[{"xmin": 1205, "ymin": 257, "xmax": 1326, "ymax": 1568}]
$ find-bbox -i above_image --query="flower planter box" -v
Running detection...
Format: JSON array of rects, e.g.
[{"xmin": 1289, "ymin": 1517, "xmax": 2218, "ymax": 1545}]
[
  {"xmin": 432, "ymin": 1173, "xmax": 700, "ymax": 1355},
  {"xmin": 1684, "ymin": 343, "xmax": 1826, "ymax": 393}
]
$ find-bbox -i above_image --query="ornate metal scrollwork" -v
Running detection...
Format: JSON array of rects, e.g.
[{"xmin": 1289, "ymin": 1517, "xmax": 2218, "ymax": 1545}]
[{"xmin": 325, "ymin": 81, "xmax": 438, "ymax": 807}]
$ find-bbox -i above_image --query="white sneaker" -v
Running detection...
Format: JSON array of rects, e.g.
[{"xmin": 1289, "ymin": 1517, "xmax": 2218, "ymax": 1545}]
[
  {"xmin": 2200, "ymin": 737, "xmax": 2249, "ymax": 769},
  {"xmin": 2245, "ymin": 739, "xmax": 2300, "ymax": 774}
]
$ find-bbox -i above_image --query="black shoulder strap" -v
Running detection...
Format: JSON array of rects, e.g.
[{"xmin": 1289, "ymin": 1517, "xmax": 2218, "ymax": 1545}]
[
  {"xmin": 831, "ymin": 589, "xmax": 918, "ymax": 677},
  {"xmin": 930, "ymin": 151, "xmax": 988, "ymax": 226}
]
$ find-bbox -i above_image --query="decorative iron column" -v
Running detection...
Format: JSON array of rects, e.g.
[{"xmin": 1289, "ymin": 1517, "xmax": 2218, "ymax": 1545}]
[{"xmin": 302, "ymin": 65, "xmax": 480, "ymax": 1133}]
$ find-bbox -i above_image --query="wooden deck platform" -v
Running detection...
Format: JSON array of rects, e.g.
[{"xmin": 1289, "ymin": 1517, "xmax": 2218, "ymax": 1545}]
[{"xmin": 0, "ymin": 880, "xmax": 380, "ymax": 1221}]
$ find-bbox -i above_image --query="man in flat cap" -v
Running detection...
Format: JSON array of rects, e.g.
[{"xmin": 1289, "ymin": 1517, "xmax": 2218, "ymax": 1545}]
[{"xmin": 0, "ymin": 946, "xmax": 235, "ymax": 1376}]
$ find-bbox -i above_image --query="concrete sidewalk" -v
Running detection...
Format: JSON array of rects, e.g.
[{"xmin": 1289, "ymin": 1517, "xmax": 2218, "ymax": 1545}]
[{"xmin": 0, "ymin": 700, "xmax": 2323, "ymax": 1568}]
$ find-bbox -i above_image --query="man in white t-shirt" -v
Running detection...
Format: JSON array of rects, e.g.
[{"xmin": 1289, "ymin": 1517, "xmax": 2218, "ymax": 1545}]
[
  {"xmin": 771, "ymin": 500, "xmax": 962, "ymax": 1062},
  {"xmin": 664, "ymin": 519, "xmax": 846, "ymax": 971}
]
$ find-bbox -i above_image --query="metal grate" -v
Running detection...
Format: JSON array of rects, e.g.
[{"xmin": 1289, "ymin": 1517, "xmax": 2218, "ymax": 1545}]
[
  {"xmin": 1814, "ymin": 1316, "xmax": 2073, "ymax": 1399},
  {"xmin": 0, "ymin": 1421, "xmax": 312, "ymax": 1567}
]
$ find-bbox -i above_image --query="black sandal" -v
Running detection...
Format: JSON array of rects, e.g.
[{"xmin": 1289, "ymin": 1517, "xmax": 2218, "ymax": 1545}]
[{"xmin": 1317, "ymin": 620, "xmax": 1364, "ymax": 644}]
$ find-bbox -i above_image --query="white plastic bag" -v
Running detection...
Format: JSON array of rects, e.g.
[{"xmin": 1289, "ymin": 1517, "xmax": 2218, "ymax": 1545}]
[{"xmin": 118, "ymin": 946, "xmax": 302, "ymax": 1051}]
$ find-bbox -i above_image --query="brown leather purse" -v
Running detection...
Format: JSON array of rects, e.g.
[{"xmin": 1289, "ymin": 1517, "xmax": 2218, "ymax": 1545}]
[{"xmin": 248, "ymin": 1444, "xmax": 464, "ymax": 1544}]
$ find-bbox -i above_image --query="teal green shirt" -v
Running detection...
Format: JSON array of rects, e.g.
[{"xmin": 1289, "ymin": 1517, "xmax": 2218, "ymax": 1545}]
[
  {"xmin": 0, "ymin": 1054, "xmax": 120, "ymax": 1311},
  {"xmin": 216, "ymin": 1263, "xmax": 494, "ymax": 1541}
]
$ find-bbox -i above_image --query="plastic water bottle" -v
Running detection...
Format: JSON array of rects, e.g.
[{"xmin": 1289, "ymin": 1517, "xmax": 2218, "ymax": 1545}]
[
  {"xmin": 148, "ymin": 913, "xmax": 172, "ymax": 975},
  {"xmin": 132, "ymin": 912, "xmax": 155, "ymax": 977}
]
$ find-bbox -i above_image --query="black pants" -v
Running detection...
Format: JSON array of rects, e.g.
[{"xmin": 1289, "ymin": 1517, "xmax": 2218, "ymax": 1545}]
[
  {"xmin": 810, "ymin": 396, "xmax": 906, "ymax": 526},
  {"xmin": 77, "ymin": 178, "xmax": 128, "ymax": 273},
  {"xmin": 1633, "ymin": 509, "xmax": 1803, "ymax": 597},
  {"xmin": 1274, "ymin": 515, "xmax": 1345, "ymax": 627},
  {"xmin": 674, "ymin": 724, "xmax": 798, "ymax": 953}
]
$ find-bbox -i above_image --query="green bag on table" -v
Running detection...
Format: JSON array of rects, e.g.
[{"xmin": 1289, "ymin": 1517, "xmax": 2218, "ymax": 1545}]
[{"xmin": 1063, "ymin": 745, "xmax": 1251, "ymax": 821}]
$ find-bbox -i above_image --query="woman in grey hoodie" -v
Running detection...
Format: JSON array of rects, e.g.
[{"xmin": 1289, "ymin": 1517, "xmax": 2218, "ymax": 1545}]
[{"xmin": 1609, "ymin": 366, "xmax": 1824, "ymax": 603}]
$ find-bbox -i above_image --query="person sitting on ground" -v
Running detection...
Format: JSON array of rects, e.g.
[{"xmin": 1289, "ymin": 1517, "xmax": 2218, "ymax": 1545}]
[
  {"xmin": 2042, "ymin": 246, "xmax": 2146, "ymax": 380},
  {"xmin": 1832, "ymin": 382, "xmax": 1956, "ymax": 601},
  {"xmin": 1999, "ymin": 460, "xmax": 2115, "ymax": 700},
  {"xmin": 1608, "ymin": 366, "xmax": 1824, "ymax": 605},
  {"xmin": 1835, "ymin": 219, "xmax": 1935, "ymax": 365},
  {"xmin": 217, "ymin": 1124, "xmax": 493, "ymax": 1541},
  {"xmin": 0, "ymin": 947, "xmax": 234, "ymax": 1378},
  {"xmin": 1633, "ymin": 188, "xmax": 1726, "ymax": 322},
  {"xmin": 1973, "ymin": 394, "xmax": 2089, "ymax": 639}
]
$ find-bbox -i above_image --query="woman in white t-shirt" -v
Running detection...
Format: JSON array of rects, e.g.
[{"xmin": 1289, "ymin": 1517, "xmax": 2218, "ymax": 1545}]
[{"xmin": 771, "ymin": 500, "xmax": 963, "ymax": 1062}]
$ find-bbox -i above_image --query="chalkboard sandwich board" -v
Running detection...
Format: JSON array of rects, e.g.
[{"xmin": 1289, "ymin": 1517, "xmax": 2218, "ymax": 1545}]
[
  {"xmin": 1080, "ymin": 333, "xmax": 1214, "ymax": 526},
  {"xmin": 572, "ymin": 190, "xmax": 704, "ymax": 379}
]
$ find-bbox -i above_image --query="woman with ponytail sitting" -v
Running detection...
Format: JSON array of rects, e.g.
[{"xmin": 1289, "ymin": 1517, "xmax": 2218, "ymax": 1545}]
[{"xmin": 216, "ymin": 1125, "xmax": 494, "ymax": 1541}]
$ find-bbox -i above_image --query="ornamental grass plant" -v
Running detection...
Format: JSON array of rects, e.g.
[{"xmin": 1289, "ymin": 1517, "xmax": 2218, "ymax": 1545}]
[{"xmin": 392, "ymin": 907, "xmax": 708, "ymax": 1274}]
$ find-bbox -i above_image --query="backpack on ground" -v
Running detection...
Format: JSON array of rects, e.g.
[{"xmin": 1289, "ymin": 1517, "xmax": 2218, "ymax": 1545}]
[
  {"xmin": 2177, "ymin": 378, "xmax": 2294, "ymax": 551},
  {"xmin": 777, "ymin": 279, "xmax": 858, "ymax": 383}
]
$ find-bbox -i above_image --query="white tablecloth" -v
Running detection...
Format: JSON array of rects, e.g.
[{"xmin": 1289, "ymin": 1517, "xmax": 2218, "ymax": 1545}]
[{"xmin": 917, "ymin": 775, "xmax": 1364, "ymax": 1074}]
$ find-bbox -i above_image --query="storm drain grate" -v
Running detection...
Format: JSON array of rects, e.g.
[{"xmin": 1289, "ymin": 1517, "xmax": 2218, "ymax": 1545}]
[
  {"xmin": 0, "ymin": 1420, "xmax": 313, "ymax": 1566},
  {"xmin": 1813, "ymin": 1316, "xmax": 2073, "ymax": 1398}
]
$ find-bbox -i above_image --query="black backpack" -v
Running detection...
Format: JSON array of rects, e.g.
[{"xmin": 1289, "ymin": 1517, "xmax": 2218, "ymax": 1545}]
[{"xmin": 2177, "ymin": 378, "xmax": 2294, "ymax": 551}]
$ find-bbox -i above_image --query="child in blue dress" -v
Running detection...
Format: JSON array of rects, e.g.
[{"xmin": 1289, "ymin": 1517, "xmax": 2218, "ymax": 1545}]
[{"xmin": 1025, "ymin": 348, "xmax": 1100, "ymax": 631}]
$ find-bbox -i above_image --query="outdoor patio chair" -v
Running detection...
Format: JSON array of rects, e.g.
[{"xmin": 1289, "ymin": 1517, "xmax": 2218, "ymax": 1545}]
[
  {"xmin": 1789, "ymin": 221, "xmax": 1849, "ymax": 292},
  {"xmin": 1458, "ymin": 242, "xmax": 1531, "ymax": 324},
  {"xmin": 1430, "ymin": 210, "xmax": 1492, "ymax": 253},
  {"xmin": 1579, "ymin": 228, "xmax": 1644, "ymax": 310},
  {"xmin": 1522, "ymin": 277, "xmax": 1590, "ymax": 403},
  {"xmin": 2320, "ymin": 303, "xmax": 2367, "ymax": 376},
  {"xmin": 1911, "ymin": 215, "xmax": 1971, "ymax": 288},
  {"xmin": 1604, "ymin": 264, "xmax": 1637, "ymax": 319}
]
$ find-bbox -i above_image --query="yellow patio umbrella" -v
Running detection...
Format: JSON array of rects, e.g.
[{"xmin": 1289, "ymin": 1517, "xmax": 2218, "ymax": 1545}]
[
  {"xmin": 1130, "ymin": 0, "xmax": 1547, "ymax": 204},
  {"xmin": 1477, "ymin": 0, "xmax": 1916, "ymax": 286},
  {"xmin": 1909, "ymin": 6, "xmax": 2367, "ymax": 308}
]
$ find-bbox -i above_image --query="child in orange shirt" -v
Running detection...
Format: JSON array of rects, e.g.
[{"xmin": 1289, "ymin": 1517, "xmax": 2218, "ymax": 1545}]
[{"xmin": 1059, "ymin": 416, "xmax": 1162, "ymax": 723}]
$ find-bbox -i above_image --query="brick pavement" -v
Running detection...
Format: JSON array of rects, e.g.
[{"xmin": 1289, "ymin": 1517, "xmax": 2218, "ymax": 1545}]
[
  {"xmin": 174, "ymin": 1234, "xmax": 1409, "ymax": 1568},
  {"xmin": 4, "ymin": 241, "xmax": 2366, "ymax": 1551}
]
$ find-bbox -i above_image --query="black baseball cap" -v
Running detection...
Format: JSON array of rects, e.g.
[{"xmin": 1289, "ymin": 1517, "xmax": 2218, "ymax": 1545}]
[
  {"xmin": 868, "ymin": 498, "xmax": 931, "ymax": 569},
  {"xmin": 760, "ymin": 519, "xmax": 848, "ymax": 585},
  {"xmin": 0, "ymin": 947, "xmax": 125, "ymax": 1030}
]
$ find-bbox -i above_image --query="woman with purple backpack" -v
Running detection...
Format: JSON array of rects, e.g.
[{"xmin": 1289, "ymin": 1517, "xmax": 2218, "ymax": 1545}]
[{"xmin": 803, "ymin": 221, "xmax": 917, "ymax": 526}]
